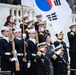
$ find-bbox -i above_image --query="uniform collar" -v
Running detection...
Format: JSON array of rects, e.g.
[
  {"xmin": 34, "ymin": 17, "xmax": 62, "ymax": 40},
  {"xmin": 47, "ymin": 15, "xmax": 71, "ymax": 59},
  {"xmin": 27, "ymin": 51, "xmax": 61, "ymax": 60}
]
[
  {"xmin": 3, "ymin": 36, "xmax": 9, "ymax": 42},
  {"xmin": 16, "ymin": 37, "xmax": 22, "ymax": 40},
  {"xmin": 29, "ymin": 38, "xmax": 36, "ymax": 44},
  {"xmin": 47, "ymin": 43, "xmax": 50, "ymax": 45},
  {"xmin": 37, "ymin": 20, "xmax": 41, "ymax": 22}
]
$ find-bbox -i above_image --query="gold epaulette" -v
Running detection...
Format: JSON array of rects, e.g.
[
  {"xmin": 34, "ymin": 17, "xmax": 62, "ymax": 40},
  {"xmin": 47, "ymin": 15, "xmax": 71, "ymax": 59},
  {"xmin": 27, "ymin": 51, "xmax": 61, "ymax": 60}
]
[
  {"xmin": 52, "ymin": 54, "xmax": 57, "ymax": 60},
  {"xmin": 57, "ymin": 39, "xmax": 62, "ymax": 43},
  {"xmin": 70, "ymin": 32, "xmax": 74, "ymax": 36},
  {"xmin": 40, "ymin": 32, "xmax": 44, "ymax": 35},
  {"xmin": 59, "ymin": 48, "xmax": 64, "ymax": 51},
  {"xmin": 23, "ymin": 58, "xmax": 27, "ymax": 62},
  {"xmin": 37, "ymin": 51, "xmax": 43, "ymax": 57},
  {"xmin": 25, "ymin": 28, "xmax": 28, "ymax": 32}
]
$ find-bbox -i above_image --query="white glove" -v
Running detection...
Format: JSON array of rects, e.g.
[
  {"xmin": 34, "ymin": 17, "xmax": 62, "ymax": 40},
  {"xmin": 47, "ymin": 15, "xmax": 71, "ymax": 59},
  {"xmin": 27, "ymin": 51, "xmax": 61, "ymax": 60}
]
[
  {"xmin": 55, "ymin": 50, "xmax": 62, "ymax": 55},
  {"xmin": 12, "ymin": 50, "xmax": 17, "ymax": 54},
  {"xmin": 23, "ymin": 33, "xmax": 26, "ymax": 39},
  {"xmin": 43, "ymin": 53, "xmax": 45, "ymax": 56},
  {"xmin": 28, "ymin": 24, "xmax": 32, "ymax": 28},
  {"xmin": 10, "ymin": 57, "xmax": 18, "ymax": 62},
  {"xmin": 27, "ymin": 62, "xmax": 31, "ymax": 68}
]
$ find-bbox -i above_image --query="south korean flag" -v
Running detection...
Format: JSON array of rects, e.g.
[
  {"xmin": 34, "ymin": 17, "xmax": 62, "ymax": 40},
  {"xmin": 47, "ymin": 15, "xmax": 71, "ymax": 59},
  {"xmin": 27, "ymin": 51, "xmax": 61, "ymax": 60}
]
[{"xmin": 22, "ymin": 0, "xmax": 72, "ymax": 33}]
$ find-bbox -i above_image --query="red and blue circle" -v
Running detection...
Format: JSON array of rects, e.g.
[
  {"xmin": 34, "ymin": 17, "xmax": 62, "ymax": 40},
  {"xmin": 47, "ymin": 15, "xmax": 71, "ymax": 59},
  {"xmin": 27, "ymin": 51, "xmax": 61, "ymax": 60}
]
[{"xmin": 35, "ymin": 0, "xmax": 52, "ymax": 12}]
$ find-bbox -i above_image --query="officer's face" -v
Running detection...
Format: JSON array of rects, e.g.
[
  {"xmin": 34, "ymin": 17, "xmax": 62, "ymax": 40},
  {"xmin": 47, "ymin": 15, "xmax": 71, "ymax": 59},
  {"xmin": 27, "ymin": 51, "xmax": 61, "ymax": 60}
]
[
  {"xmin": 43, "ymin": 48, "xmax": 47, "ymax": 54},
  {"xmin": 38, "ymin": 47, "xmax": 46, "ymax": 54},
  {"xmin": 29, "ymin": 33, "xmax": 36, "ymax": 39},
  {"xmin": 59, "ymin": 51, "xmax": 64, "ymax": 56},
  {"xmin": 37, "ymin": 16, "xmax": 42, "ymax": 21},
  {"xmin": 15, "ymin": 32, "xmax": 22, "ymax": 38},
  {"xmin": 24, "ymin": 18, "xmax": 29, "ymax": 23},
  {"xmin": 46, "ymin": 36, "xmax": 52, "ymax": 43},
  {"xmin": 39, "ymin": 26, "xmax": 45, "ymax": 32},
  {"xmin": 3, "ymin": 30, "xmax": 10, "ymax": 37},
  {"xmin": 58, "ymin": 34, "xmax": 63, "ymax": 40},
  {"xmin": 28, "ymin": 23, "xmax": 34, "ymax": 29},
  {"xmin": 32, "ymin": 33, "xmax": 36, "ymax": 38},
  {"xmin": 71, "ymin": 27, "xmax": 76, "ymax": 32}
]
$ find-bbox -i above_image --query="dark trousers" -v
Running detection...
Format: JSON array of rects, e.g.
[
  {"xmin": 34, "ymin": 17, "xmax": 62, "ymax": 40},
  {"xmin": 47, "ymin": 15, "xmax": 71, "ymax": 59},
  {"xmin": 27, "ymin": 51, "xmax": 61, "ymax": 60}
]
[
  {"xmin": 28, "ymin": 62, "xmax": 37, "ymax": 75},
  {"xmin": 1, "ymin": 61, "xmax": 14, "ymax": 75},
  {"xmin": 14, "ymin": 62, "xmax": 27, "ymax": 75},
  {"xmin": 70, "ymin": 53, "xmax": 76, "ymax": 75}
]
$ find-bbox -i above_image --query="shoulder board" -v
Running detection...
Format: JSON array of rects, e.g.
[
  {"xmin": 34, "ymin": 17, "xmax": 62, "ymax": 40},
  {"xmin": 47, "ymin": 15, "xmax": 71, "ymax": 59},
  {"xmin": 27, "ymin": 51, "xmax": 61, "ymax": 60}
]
[
  {"xmin": 59, "ymin": 48, "xmax": 64, "ymax": 51},
  {"xmin": 40, "ymin": 32, "xmax": 44, "ymax": 35},
  {"xmin": 25, "ymin": 28, "xmax": 28, "ymax": 32},
  {"xmin": 52, "ymin": 54, "xmax": 57, "ymax": 60},
  {"xmin": 57, "ymin": 39, "xmax": 62, "ymax": 43},
  {"xmin": 70, "ymin": 32, "xmax": 74, "ymax": 36}
]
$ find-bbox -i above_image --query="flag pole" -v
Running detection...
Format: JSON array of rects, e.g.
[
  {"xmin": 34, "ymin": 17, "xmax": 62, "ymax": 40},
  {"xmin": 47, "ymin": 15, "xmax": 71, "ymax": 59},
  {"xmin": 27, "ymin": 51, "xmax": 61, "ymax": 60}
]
[
  {"xmin": 22, "ymin": 6, "xmax": 24, "ymax": 33},
  {"xmin": 22, "ymin": 5, "xmax": 27, "ymax": 62}
]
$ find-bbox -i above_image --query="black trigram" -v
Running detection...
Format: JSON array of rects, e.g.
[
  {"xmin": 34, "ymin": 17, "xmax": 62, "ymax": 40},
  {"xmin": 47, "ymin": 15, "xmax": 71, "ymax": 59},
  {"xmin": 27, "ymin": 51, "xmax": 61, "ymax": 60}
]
[
  {"xmin": 46, "ymin": 12, "xmax": 57, "ymax": 21},
  {"xmin": 54, "ymin": 0, "xmax": 61, "ymax": 6}
]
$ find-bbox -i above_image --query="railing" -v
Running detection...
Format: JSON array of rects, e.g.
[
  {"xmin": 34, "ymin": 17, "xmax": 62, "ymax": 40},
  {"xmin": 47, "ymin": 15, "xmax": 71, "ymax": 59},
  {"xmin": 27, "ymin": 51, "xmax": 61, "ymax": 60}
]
[{"xmin": 0, "ymin": 3, "xmax": 36, "ymax": 27}]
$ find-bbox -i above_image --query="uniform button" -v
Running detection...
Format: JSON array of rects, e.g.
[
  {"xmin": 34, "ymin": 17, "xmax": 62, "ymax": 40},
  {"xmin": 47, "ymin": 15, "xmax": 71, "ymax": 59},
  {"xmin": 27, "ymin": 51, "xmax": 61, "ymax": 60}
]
[
  {"xmin": 46, "ymin": 72, "xmax": 48, "ymax": 74},
  {"xmin": 64, "ymin": 70, "xmax": 65, "ymax": 72},
  {"xmin": 64, "ymin": 66, "xmax": 65, "ymax": 67}
]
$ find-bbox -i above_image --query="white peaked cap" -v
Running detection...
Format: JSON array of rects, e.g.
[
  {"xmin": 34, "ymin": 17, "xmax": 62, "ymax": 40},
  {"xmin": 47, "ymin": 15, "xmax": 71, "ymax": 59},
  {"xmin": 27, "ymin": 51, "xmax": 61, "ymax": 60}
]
[
  {"xmin": 37, "ymin": 21, "xmax": 45, "ymax": 25},
  {"xmin": 36, "ymin": 13, "xmax": 42, "ymax": 16},
  {"xmin": 27, "ymin": 19, "xmax": 33, "ymax": 22},
  {"xmin": 28, "ymin": 28, "xmax": 36, "ymax": 33},
  {"xmin": 55, "ymin": 44, "xmax": 63, "ymax": 50},
  {"xmin": 1, "ymin": 26, "xmax": 9, "ymax": 31},
  {"xmin": 69, "ymin": 23, "xmax": 76, "ymax": 28},
  {"xmin": 37, "ymin": 42, "xmax": 46, "ymax": 47},
  {"xmin": 13, "ymin": 28, "xmax": 22, "ymax": 33}
]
